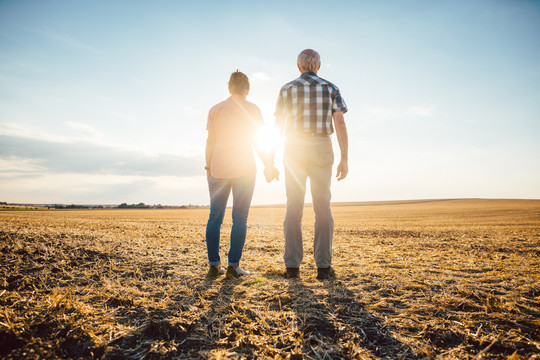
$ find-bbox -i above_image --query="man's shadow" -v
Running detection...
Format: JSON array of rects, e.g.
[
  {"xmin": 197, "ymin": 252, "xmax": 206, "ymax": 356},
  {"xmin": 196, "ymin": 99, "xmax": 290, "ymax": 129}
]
[
  {"xmin": 287, "ymin": 278, "xmax": 418, "ymax": 359},
  {"xmin": 176, "ymin": 277, "xmax": 238, "ymax": 352}
]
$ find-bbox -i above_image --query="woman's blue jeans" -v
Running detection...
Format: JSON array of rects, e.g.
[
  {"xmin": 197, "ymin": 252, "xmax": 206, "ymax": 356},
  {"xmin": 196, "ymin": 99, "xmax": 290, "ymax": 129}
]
[{"xmin": 206, "ymin": 174, "xmax": 255, "ymax": 267}]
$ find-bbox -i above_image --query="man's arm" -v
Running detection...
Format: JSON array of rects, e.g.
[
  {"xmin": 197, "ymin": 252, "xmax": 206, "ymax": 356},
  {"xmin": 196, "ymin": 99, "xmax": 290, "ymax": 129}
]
[
  {"xmin": 255, "ymin": 145, "xmax": 279, "ymax": 182},
  {"xmin": 267, "ymin": 114, "xmax": 286, "ymax": 166},
  {"xmin": 333, "ymin": 111, "xmax": 349, "ymax": 181},
  {"xmin": 205, "ymin": 129, "xmax": 216, "ymax": 180}
]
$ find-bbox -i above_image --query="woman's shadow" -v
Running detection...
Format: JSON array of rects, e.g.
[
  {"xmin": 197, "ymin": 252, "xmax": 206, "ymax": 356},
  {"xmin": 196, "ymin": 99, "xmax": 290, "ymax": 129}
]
[
  {"xmin": 287, "ymin": 278, "xmax": 418, "ymax": 359},
  {"xmin": 102, "ymin": 276, "xmax": 238, "ymax": 358}
]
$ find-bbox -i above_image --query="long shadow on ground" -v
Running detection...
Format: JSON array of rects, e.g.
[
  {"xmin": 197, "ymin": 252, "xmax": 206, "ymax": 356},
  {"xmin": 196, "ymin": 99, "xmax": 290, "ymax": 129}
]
[
  {"xmin": 287, "ymin": 278, "xmax": 418, "ymax": 359},
  {"xmin": 102, "ymin": 277, "xmax": 238, "ymax": 359}
]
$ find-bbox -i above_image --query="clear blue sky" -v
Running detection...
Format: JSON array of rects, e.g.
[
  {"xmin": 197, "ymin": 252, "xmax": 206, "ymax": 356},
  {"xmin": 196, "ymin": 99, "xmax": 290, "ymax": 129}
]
[{"xmin": 1, "ymin": 0, "xmax": 539, "ymax": 205}]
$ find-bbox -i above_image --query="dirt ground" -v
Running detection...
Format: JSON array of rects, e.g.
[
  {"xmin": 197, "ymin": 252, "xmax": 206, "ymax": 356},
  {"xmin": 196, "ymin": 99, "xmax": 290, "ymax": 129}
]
[{"xmin": 1, "ymin": 199, "xmax": 539, "ymax": 359}]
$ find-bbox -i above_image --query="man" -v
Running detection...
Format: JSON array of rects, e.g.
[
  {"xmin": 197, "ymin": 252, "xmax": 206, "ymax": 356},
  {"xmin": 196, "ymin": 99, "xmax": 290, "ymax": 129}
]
[{"xmin": 272, "ymin": 49, "xmax": 349, "ymax": 280}]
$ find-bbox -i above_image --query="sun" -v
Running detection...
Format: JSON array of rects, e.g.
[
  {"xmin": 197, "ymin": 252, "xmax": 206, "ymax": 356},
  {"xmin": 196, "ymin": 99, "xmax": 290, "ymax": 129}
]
[{"xmin": 256, "ymin": 124, "xmax": 280, "ymax": 154}]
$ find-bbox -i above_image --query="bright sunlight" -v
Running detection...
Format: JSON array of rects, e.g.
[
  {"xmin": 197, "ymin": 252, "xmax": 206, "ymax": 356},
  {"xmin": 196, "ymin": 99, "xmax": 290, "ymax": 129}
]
[{"xmin": 256, "ymin": 124, "xmax": 280, "ymax": 154}]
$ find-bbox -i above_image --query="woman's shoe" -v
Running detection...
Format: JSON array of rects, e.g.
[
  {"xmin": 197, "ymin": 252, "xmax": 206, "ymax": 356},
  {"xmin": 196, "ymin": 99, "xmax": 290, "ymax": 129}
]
[
  {"xmin": 207, "ymin": 265, "xmax": 226, "ymax": 277},
  {"xmin": 226, "ymin": 266, "xmax": 250, "ymax": 278}
]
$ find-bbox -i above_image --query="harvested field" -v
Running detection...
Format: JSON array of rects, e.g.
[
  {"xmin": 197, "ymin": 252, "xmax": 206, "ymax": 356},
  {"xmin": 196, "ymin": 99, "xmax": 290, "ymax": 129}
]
[{"xmin": 1, "ymin": 199, "xmax": 539, "ymax": 359}]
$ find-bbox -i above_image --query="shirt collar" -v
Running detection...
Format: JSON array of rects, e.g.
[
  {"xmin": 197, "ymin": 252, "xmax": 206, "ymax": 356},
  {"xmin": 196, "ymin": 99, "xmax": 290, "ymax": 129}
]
[{"xmin": 301, "ymin": 71, "xmax": 317, "ymax": 77}]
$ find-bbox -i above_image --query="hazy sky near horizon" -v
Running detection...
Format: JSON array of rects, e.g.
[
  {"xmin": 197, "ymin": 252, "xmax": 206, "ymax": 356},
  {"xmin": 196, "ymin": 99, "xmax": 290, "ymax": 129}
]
[{"xmin": 1, "ymin": 0, "xmax": 539, "ymax": 205}]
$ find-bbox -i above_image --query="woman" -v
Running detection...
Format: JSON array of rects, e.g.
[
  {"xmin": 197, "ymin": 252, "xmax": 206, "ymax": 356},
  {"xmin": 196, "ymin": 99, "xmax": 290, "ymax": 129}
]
[{"xmin": 205, "ymin": 71, "xmax": 277, "ymax": 278}]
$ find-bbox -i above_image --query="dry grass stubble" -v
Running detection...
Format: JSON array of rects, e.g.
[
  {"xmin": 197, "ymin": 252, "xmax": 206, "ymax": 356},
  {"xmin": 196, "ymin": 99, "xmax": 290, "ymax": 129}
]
[{"xmin": 1, "ymin": 199, "xmax": 539, "ymax": 359}]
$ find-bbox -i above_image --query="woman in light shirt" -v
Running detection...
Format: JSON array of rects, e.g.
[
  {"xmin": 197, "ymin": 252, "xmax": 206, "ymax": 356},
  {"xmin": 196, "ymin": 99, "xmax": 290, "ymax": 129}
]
[{"xmin": 205, "ymin": 71, "xmax": 278, "ymax": 278}]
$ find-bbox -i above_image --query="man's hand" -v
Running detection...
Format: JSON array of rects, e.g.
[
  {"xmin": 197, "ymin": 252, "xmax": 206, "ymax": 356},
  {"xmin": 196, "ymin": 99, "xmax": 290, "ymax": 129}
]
[
  {"xmin": 333, "ymin": 111, "xmax": 348, "ymax": 182},
  {"xmin": 336, "ymin": 160, "xmax": 348, "ymax": 181},
  {"xmin": 264, "ymin": 166, "xmax": 279, "ymax": 183}
]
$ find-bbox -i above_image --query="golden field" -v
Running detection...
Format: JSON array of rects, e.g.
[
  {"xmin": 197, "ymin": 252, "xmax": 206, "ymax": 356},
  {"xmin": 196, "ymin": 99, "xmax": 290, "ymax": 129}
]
[{"xmin": 1, "ymin": 199, "xmax": 539, "ymax": 359}]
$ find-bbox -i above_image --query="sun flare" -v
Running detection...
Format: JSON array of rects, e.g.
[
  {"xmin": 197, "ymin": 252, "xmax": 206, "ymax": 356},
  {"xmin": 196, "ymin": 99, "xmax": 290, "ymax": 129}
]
[{"xmin": 256, "ymin": 125, "xmax": 280, "ymax": 154}]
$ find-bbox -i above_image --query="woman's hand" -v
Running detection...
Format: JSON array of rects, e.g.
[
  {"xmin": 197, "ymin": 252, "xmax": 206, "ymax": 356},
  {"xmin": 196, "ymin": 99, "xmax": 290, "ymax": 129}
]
[{"xmin": 264, "ymin": 166, "xmax": 279, "ymax": 183}]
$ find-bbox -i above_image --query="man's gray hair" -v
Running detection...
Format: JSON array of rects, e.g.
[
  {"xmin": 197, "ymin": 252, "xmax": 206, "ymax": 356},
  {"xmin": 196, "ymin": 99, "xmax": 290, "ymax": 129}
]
[{"xmin": 297, "ymin": 49, "xmax": 321, "ymax": 72}]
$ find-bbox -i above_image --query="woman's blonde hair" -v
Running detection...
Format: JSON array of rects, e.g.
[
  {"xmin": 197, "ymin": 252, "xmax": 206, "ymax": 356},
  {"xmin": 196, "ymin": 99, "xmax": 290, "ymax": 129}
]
[{"xmin": 228, "ymin": 70, "xmax": 250, "ymax": 95}]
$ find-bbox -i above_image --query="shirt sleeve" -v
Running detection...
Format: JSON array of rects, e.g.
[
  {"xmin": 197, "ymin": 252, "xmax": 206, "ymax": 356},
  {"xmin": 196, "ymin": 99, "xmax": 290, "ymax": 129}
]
[
  {"xmin": 274, "ymin": 88, "xmax": 288, "ymax": 132},
  {"xmin": 332, "ymin": 88, "xmax": 348, "ymax": 114},
  {"xmin": 254, "ymin": 105, "xmax": 264, "ymax": 126},
  {"xmin": 206, "ymin": 107, "xmax": 214, "ymax": 131},
  {"xmin": 274, "ymin": 88, "xmax": 286, "ymax": 118}
]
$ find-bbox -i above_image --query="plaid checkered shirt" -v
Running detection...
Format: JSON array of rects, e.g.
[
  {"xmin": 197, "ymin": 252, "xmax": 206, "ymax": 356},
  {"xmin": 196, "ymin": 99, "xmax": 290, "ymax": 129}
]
[{"xmin": 274, "ymin": 71, "xmax": 348, "ymax": 136}]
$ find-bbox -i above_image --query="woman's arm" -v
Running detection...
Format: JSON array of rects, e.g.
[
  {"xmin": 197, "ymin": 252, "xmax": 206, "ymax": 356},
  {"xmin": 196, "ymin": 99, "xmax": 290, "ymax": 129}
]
[{"xmin": 205, "ymin": 129, "xmax": 216, "ymax": 180}]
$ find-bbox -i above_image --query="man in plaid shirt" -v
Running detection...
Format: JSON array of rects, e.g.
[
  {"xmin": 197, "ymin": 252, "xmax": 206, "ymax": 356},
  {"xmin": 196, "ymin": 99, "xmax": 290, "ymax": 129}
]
[{"xmin": 272, "ymin": 49, "xmax": 349, "ymax": 280}]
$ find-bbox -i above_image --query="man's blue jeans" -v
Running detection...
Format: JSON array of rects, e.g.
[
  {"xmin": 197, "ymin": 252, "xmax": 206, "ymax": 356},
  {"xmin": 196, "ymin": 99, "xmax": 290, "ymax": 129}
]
[
  {"xmin": 205, "ymin": 174, "xmax": 255, "ymax": 267},
  {"xmin": 283, "ymin": 136, "xmax": 334, "ymax": 269}
]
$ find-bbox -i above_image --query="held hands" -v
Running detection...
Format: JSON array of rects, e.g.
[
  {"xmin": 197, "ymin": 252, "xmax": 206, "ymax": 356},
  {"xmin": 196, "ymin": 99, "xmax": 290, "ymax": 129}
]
[
  {"xmin": 264, "ymin": 166, "xmax": 280, "ymax": 183},
  {"xmin": 336, "ymin": 160, "xmax": 348, "ymax": 181}
]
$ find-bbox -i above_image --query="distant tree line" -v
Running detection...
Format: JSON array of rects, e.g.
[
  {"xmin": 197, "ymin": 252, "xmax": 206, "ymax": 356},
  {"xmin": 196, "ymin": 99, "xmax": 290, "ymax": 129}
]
[
  {"xmin": 117, "ymin": 203, "xmax": 151, "ymax": 209},
  {"xmin": 53, "ymin": 204, "xmax": 104, "ymax": 209},
  {"xmin": 1, "ymin": 201, "xmax": 208, "ymax": 209},
  {"xmin": 116, "ymin": 203, "xmax": 208, "ymax": 209}
]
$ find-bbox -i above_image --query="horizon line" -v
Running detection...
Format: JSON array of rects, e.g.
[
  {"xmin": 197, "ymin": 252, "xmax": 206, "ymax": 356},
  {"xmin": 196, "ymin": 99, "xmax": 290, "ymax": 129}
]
[{"xmin": 2, "ymin": 197, "xmax": 540, "ymax": 209}]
